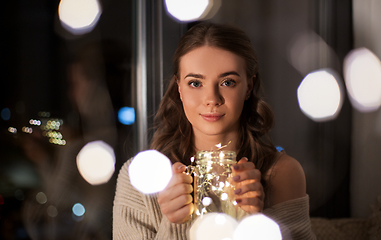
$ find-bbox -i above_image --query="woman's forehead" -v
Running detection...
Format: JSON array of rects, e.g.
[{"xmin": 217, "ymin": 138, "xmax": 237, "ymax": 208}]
[{"xmin": 179, "ymin": 46, "xmax": 246, "ymax": 77}]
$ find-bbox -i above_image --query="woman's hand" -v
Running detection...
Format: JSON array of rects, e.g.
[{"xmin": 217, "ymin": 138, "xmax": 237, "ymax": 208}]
[
  {"xmin": 157, "ymin": 162, "xmax": 194, "ymax": 224},
  {"xmin": 231, "ymin": 157, "xmax": 264, "ymax": 214}
]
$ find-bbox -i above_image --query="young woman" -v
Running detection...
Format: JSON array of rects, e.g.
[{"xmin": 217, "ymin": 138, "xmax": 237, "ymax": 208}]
[{"xmin": 113, "ymin": 22, "xmax": 316, "ymax": 240}]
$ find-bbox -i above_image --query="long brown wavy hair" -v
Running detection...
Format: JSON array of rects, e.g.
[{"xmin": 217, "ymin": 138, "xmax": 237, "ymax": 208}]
[{"xmin": 150, "ymin": 22, "xmax": 277, "ymax": 181}]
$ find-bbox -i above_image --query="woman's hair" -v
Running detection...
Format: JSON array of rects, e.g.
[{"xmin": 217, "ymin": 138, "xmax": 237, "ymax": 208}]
[{"xmin": 150, "ymin": 22, "xmax": 277, "ymax": 178}]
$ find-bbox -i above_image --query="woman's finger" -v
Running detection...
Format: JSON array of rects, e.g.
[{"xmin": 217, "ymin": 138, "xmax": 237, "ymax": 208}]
[
  {"xmin": 232, "ymin": 158, "xmax": 254, "ymax": 172},
  {"xmin": 236, "ymin": 197, "xmax": 264, "ymax": 213},
  {"xmin": 232, "ymin": 168, "xmax": 261, "ymax": 183},
  {"xmin": 166, "ymin": 203, "xmax": 194, "ymax": 224},
  {"xmin": 160, "ymin": 193, "xmax": 193, "ymax": 216},
  {"xmin": 234, "ymin": 181, "xmax": 263, "ymax": 197}
]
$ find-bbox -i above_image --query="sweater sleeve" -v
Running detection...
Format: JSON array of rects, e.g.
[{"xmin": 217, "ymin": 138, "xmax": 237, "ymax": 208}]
[
  {"xmin": 113, "ymin": 159, "xmax": 191, "ymax": 240},
  {"xmin": 262, "ymin": 195, "xmax": 316, "ymax": 240}
]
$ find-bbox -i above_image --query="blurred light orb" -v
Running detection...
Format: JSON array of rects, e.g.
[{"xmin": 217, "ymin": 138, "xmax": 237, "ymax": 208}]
[
  {"xmin": 76, "ymin": 141, "xmax": 115, "ymax": 185},
  {"xmin": 15, "ymin": 190, "xmax": 25, "ymax": 201},
  {"xmin": 165, "ymin": 0, "xmax": 210, "ymax": 22},
  {"xmin": 297, "ymin": 69, "xmax": 344, "ymax": 121},
  {"xmin": 47, "ymin": 205, "xmax": 58, "ymax": 217},
  {"xmin": 233, "ymin": 214, "xmax": 282, "ymax": 240},
  {"xmin": 58, "ymin": 0, "xmax": 102, "ymax": 35},
  {"xmin": 118, "ymin": 107, "xmax": 135, "ymax": 125},
  {"xmin": 1, "ymin": 108, "xmax": 11, "ymax": 121},
  {"xmin": 8, "ymin": 127, "xmax": 17, "ymax": 134},
  {"xmin": 189, "ymin": 213, "xmax": 238, "ymax": 240},
  {"xmin": 288, "ymin": 31, "xmax": 339, "ymax": 76},
  {"xmin": 202, "ymin": 197, "xmax": 213, "ymax": 207},
  {"xmin": 275, "ymin": 146, "xmax": 284, "ymax": 152},
  {"xmin": 36, "ymin": 192, "xmax": 47, "ymax": 204},
  {"xmin": 129, "ymin": 150, "xmax": 172, "ymax": 194},
  {"xmin": 343, "ymin": 47, "xmax": 381, "ymax": 112},
  {"xmin": 72, "ymin": 203, "xmax": 85, "ymax": 217}
]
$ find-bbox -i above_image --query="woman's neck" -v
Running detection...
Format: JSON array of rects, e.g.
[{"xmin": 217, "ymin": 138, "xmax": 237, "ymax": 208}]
[{"xmin": 193, "ymin": 131, "xmax": 239, "ymax": 152}]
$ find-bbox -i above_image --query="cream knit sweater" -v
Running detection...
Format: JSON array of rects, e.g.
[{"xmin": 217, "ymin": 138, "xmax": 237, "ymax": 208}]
[{"xmin": 113, "ymin": 159, "xmax": 316, "ymax": 240}]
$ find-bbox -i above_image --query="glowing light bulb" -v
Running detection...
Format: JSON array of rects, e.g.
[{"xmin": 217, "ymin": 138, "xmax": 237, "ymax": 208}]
[
  {"xmin": 190, "ymin": 213, "xmax": 238, "ymax": 240},
  {"xmin": 76, "ymin": 141, "xmax": 115, "ymax": 185},
  {"xmin": 344, "ymin": 47, "xmax": 381, "ymax": 112},
  {"xmin": 233, "ymin": 213, "xmax": 282, "ymax": 240},
  {"xmin": 297, "ymin": 69, "xmax": 344, "ymax": 121},
  {"xmin": 58, "ymin": 0, "xmax": 102, "ymax": 35},
  {"xmin": 129, "ymin": 150, "xmax": 172, "ymax": 194}
]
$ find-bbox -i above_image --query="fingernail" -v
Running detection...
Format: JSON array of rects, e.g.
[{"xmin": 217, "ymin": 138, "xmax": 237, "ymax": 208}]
[
  {"xmin": 234, "ymin": 188, "xmax": 241, "ymax": 194},
  {"xmin": 233, "ymin": 175, "xmax": 240, "ymax": 181},
  {"xmin": 243, "ymin": 157, "xmax": 248, "ymax": 161},
  {"xmin": 233, "ymin": 165, "xmax": 239, "ymax": 170}
]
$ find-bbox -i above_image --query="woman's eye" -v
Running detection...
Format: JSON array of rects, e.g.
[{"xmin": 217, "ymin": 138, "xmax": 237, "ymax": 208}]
[
  {"xmin": 221, "ymin": 79, "xmax": 236, "ymax": 87},
  {"xmin": 188, "ymin": 81, "xmax": 202, "ymax": 88}
]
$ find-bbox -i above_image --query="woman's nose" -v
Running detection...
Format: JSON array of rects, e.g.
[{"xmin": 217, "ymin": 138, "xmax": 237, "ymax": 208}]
[{"xmin": 204, "ymin": 86, "xmax": 224, "ymax": 106}]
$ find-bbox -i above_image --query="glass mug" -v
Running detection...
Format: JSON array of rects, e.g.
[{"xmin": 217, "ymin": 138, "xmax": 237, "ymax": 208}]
[{"xmin": 186, "ymin": 150, "xmax": 246, "ymax": 220}]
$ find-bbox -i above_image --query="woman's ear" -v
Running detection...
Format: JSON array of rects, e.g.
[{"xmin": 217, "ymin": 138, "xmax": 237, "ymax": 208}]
[
  {"xmin": 177, "ymin": 78, "xmax": 182, "ymax": 100},
  {"xmin": 246, "ymin": 75, "xmax": 255, "ymax": 99}
]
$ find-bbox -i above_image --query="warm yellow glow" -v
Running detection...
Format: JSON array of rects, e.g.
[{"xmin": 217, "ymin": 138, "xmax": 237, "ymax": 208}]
[
  {"xmin": 344, "ymin": 47, "xmax": 381, "ymax": 112},
  {"xmin": 76, "ymin": 141, "xmax": 115, "ymax": 185},
  {"xmin": 297, "ymin": 69, "xmax": 343, "ymax": 121},
  {"xmin": 58, "ymin": 0, "xmax": 102, "ymax": 35},
  {"xmin": 129, "ymin": 150, "xmax": 172, "ymax": 194}
]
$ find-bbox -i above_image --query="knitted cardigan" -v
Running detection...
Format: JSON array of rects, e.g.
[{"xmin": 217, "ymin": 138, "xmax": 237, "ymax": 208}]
[{"xmin": 113, "ymin": 159, "xmax": 316, "ymax": 240}]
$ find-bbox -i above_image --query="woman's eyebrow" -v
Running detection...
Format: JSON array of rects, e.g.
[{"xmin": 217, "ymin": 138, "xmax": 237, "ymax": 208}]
[
  {"xmin": 185, "ymin": 71, "xmax": 240, "ymax": 79},
  {"xmin": 184, "ymin": 73, "xmax": 204, "ymax": 79},
  {"xmin": 219, "ymin": 71, "xmax": 241, "ymax": 78}
]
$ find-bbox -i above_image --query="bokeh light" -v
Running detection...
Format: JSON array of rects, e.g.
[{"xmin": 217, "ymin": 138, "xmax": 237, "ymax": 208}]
[
  {"xmin": 8, "ymin": 127, "xmax": 17, "ymax": 134},
  {"xmin": 288, "ymin": 31, "xmax": 340, "ymax": 76},
  {"xmin": 129, "ymin": 150, "xmax": 172, "ymax": 194},
  {"xmin": 36, "ymin": 192, "xmax": 47, "ymax": 204},
  {"xmin": 297, "ymin": 69, "xmax": 344, "ymax": 121},
  {"xmin": 58, "ymin": 0, "xmax": 102, "ymax": 35},
  {"xmin": 22, "ymin": 126, "xmax": 33, "ymax": 134},
  {"xmin": 275, "ymin": 146, "xmax": 284, "ymax": 152},
  {"xmin": 233, "ymin": 213, "xmax": 282, "ymax": 240},
  {"xmin": 164, "ymin": 0, "xmax": 216, "ymax": 22},
  {"xmin": 118, "ymin": 107, "xmax": 135, "ymax": 125},
  {"xmin": 189, "ymin": 213, "xmax": 238, "ymax": 240},
  {"xmin": 1, "ymin": 108, "xmax": 11, "ymax": 121},
  {"xmin": 72, "ymin": 203, "xmax": 85, "ymax": 217},
  {"xmin": 15, "ymin": 190, "xmax": 25, "ymax": 201},
  {"xmin": 29, "ymin": 119, "xmax": 41, "ymax": 126},
  {"xmin": 343, "ymin": 47, "xmax": 381, "ymax": 112},
  {"xmin": 76, "ymin": 141, "xmax": 115, "ymax": 185},
  {"xmin": 47, "ymin": 205, "xmax": 58, "ymax": 217}
]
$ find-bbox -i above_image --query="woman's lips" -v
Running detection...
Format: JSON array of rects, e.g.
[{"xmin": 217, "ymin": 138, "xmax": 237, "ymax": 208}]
[{"xmin": 200, "ymin": 113, "xmax": 225, "ymax": 122}]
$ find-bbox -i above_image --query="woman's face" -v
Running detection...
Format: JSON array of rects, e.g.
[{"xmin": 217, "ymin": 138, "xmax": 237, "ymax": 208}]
[{"xmin": 178, "ymin": 46, "xmax": 252, "ymax": 139}]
